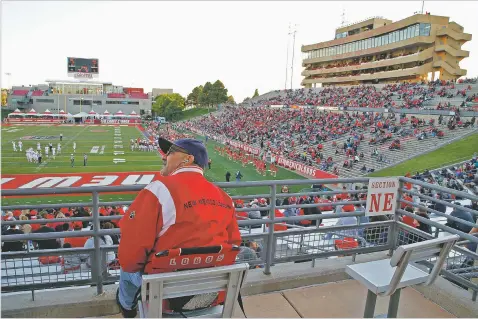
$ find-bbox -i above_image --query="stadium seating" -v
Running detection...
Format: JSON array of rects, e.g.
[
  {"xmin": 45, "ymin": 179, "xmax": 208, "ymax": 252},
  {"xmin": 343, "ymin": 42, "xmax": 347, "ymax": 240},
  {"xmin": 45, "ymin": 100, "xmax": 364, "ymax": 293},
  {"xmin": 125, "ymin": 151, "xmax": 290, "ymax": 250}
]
[
  {"xmin": 11, "ymin": 90, "xmax": 30, "ymax": 96},
  {"xmin": 179, "ymin": 106, "xmax": 477, "ymax": 178},
  {"xmin": 31, "ymin": 90, "xmax": 44, "ymax": 96},
  {"xmin": 107, "ymin": 93, "xmax": 126, "ymax": 98},
  {"xmin": 243, "ymin": 79, "xmax": 478, "ymax": 111},
  {"xmin": 128, "ymin": 92, "xmax": 149, "ymax": 99}
]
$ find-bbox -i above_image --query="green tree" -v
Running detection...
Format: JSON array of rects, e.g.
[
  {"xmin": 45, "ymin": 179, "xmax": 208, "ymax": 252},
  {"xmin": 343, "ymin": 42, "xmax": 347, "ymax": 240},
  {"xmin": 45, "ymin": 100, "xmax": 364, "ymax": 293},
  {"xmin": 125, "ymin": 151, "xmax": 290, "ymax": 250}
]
[
  {"xmin": 186, "ymin": 85, "xmax": 203, "ymax": 107},
  {"xmin": 199, "ymin": 82, "xmax": 213, "ymax": 108},
  {"xmin": 209, "ymin": 80, "xmax": 228, "ymax": 107},
  {"xmin": 252, "ymin": 89, "xmax": 259, "ymax": 98},
  {"xmin": 152, "ymin": 93, "xmax": 185, "ymax": 120},
  {"xmin": 227, "ymin": 95, "xmax": 235, "ymax": 104}
]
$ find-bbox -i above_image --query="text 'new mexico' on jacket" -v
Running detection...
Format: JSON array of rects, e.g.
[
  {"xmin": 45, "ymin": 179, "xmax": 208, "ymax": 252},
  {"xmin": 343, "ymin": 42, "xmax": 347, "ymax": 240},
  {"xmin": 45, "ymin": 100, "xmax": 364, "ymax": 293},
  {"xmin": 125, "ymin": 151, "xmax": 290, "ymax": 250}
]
[{"xmin": 118, "ymin": 166, "xmax": 242, "ymax": 274}]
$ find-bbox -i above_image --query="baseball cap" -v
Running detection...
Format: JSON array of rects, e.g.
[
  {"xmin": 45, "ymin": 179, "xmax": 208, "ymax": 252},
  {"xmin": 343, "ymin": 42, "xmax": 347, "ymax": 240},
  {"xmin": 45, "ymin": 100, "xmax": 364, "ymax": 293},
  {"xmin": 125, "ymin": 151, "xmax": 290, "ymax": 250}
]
[{"xmin": 158, "ymin": 137, "xmax": 208, "ymax": 169}]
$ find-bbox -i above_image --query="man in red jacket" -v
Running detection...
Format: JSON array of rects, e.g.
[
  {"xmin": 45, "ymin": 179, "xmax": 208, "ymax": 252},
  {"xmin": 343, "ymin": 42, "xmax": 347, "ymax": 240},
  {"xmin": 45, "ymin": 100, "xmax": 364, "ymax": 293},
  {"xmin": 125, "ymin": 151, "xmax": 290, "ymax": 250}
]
[{"xmin": 116, "ymin": 137, "xmax": 241, "ymax": 317}]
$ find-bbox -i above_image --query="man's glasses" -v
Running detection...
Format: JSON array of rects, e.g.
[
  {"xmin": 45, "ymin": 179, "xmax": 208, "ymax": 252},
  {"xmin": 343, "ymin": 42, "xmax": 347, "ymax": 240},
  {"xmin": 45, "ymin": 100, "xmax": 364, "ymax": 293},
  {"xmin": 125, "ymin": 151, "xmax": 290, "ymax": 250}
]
[{"xmin": 166, "ymin": 145, "xmax": 190, "ymax": 156}]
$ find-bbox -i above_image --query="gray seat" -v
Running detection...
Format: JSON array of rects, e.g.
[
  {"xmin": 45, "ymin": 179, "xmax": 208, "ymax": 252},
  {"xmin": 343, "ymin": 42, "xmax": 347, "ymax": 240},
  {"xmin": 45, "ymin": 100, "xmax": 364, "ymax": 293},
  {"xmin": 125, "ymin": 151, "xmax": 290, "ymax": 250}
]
[
  {"xmin": 346, "ymin": 235, "xmax": 459, "ymax": 318},
  {"xmin": 138, "ymin": 263, "xmax": 249, "ymax": 318}
]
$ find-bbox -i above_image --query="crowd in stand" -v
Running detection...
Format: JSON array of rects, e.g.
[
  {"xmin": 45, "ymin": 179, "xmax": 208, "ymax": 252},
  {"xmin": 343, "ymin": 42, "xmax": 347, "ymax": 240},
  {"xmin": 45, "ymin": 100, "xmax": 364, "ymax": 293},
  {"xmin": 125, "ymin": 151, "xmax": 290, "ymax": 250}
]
[
  {"xmin": 1, "ymin": 206, "xmax": 124, "ymax": 271},
  {"xmin": 247, "ymin": 79, "xmax": 477, "ymax": 111},
  {"xmin": 177, "ymin": 106, "xmax": 462, "ymax": 175}
]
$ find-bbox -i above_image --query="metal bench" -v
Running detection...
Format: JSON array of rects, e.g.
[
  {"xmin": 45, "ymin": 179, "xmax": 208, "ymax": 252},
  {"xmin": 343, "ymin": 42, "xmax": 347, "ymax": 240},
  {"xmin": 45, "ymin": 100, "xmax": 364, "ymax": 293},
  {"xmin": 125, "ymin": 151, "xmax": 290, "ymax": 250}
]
[
  {"xmin": 136, "ymin": 245, "xmax": 248, "ymax": 318},
  {"xmin": 346, "ymin": 235, "xmax": 459, "ymax": 318},
  {"xmin": 139, "ymin": 263, "xmax": 248, "ymax": 318}
]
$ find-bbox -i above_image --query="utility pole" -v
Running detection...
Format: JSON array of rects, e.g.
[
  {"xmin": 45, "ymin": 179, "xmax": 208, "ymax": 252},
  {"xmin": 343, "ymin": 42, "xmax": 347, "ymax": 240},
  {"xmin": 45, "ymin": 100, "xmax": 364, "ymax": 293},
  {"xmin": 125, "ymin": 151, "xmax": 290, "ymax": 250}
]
[
  {"xmin": 421, "ymin": 1, "xmax": 425, "ymax": 14},
  {"xmin": 285, "ymin": 23, "xmax": 291, "ymax": 90},
  {"xmin": 290, "ymin": 24, "xmax": 298, "ymax": 90}
]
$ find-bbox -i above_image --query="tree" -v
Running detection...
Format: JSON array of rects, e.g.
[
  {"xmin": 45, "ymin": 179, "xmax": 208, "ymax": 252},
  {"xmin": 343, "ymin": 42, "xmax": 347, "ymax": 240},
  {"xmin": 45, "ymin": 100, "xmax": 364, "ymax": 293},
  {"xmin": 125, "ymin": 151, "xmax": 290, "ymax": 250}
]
[
  {"xmin": 152, "ymin": 93, "xmax": 185, "ymax": 121},
  {"xmin": 199, "ymin": 82, "xmax": 213, "ymax": 108},
  {"xmin": 227, "ymin": 95, "xmax": 235, "ymax": 104},
  {"xmin": 186, "ymin": 85, "xmax": 203, "ymax": 107},
  {"xmin": 252, "ymin": 89, "xmax": 259, "ymax": 98},
  {"xmin": 209, "ymin": 80, "xmax": 228, "ymax": 107},
  {"xmin": 1, "ymin": 89, "xmax": 7, "ymax": 107},
  {"xmin": 191, "ymin": 80, "xmax": 230, "ymax": 109}
]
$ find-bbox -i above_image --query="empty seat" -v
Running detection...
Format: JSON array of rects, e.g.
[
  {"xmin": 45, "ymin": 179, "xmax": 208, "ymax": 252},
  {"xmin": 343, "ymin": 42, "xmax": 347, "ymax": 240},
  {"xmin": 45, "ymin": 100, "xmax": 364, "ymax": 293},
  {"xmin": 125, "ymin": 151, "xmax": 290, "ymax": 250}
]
[{"xmin": 346, "ymin": 235, "xmax": 459, "ymax": 318}]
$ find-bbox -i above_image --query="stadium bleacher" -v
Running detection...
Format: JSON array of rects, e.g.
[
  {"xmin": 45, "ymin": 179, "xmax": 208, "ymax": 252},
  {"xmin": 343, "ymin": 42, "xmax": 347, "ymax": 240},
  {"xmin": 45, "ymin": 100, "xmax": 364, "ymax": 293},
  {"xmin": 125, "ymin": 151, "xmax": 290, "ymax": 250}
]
[
  {"xmin": 179, "ymin": 106, "xmax": 476, "ymax": 178},
  {"xmin": 30, "ymin": 90, "xmax": 44, "ymax": 97},
  {"xmin": 11, "ymin": 90, "xmax": 30, "ymax": 96},
  {"xmin": 243, "ymin": 79, "xmax": 478, "ymax": 111}
]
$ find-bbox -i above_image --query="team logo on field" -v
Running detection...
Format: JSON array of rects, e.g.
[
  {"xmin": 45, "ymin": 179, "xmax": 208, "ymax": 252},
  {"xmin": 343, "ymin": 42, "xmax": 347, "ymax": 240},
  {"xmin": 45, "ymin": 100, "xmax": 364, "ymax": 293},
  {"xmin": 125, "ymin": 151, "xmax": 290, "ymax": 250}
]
[
  {"xmin": 21, "ymin": 135, "xmax": 59, "ymax": 140},
  {"xmin": 90, "ymin": 146, "xmax": 99, "ymax": 154}
]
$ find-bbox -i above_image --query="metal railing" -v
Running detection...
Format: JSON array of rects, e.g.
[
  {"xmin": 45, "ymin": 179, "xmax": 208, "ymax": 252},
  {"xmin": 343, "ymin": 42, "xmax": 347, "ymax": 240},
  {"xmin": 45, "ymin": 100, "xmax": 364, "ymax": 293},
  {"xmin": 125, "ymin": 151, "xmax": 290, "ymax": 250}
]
[{"xmin": 1, "ymin": 177, "xmax": 478, "ymax": 300}]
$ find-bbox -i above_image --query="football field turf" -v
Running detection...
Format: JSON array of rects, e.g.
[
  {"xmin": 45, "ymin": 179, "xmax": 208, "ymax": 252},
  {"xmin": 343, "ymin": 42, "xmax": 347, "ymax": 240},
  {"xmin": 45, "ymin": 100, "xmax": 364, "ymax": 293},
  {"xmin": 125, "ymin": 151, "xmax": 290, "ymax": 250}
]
[
  {"xmin": 2, "ymin": 124, "xmax": 161, "ymax": 174},
  {"xmin": 1, "ymin": 124, "xmax": 309, "ymax": 206}
]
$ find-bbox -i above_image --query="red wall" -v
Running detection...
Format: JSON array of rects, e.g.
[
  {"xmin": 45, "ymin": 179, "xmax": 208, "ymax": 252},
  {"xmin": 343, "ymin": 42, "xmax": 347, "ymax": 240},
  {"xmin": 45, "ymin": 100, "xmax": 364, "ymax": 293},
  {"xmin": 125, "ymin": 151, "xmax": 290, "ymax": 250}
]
[{"xmin": 124, "ymin": 87, "xmax": 144, "ymax": 94}]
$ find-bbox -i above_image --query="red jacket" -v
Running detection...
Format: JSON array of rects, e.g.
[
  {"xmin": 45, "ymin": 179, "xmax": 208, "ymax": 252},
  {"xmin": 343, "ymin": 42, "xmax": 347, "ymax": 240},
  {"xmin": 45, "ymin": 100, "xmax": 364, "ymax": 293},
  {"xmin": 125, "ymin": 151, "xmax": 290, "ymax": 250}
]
[{"xmin": 119, "ymin": 166, "xmax": 241, "ymax": 274}]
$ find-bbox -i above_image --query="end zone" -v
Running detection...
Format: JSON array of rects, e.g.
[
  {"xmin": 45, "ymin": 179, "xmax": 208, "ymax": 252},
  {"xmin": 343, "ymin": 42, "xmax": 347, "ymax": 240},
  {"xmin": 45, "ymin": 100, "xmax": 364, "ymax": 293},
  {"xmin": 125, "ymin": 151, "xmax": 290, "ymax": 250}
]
[{"xmin": 1, "ymin": 171, "xmax": 162, "ymax": 194}]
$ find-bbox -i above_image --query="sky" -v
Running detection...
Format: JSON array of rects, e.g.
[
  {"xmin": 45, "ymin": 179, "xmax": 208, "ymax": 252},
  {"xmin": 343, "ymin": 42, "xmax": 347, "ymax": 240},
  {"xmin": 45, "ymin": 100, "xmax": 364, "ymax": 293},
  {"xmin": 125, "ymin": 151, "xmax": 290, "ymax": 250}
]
[{"xmin": 1, "ymin": 1, "xmax": 477, "ymax": 102}]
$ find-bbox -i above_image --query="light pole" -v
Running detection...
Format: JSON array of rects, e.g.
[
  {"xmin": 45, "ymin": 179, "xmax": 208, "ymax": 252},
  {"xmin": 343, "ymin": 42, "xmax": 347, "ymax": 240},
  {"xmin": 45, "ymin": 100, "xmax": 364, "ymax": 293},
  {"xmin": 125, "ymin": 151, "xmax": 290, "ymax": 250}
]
[
  {"xmin": 290, "ymin": 24, "xmax": 298, "ymax": 90},
  {"xmin": 285, "ymin": 23, "xmax": 291, "ymax": 90}
]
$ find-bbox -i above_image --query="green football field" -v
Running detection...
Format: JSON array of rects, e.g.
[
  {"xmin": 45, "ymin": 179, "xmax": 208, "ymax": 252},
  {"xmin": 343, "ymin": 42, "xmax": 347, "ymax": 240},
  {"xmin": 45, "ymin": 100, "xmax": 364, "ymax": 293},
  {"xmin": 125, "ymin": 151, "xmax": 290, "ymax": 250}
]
[
  {"xmin": 1, "ymin": 124, "xmax": 161, "ymax": 174},
  {"xmin": 1, "ymin": 124, "xmax": 309, "ymax": 206}
]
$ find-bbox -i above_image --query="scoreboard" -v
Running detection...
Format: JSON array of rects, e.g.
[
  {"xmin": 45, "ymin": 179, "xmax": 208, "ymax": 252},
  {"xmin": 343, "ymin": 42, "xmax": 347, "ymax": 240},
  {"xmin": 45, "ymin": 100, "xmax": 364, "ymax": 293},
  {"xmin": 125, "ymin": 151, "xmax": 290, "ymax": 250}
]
[{"xmin": 67, "ymin": 57, "xmax": 99, "ymax": 78}]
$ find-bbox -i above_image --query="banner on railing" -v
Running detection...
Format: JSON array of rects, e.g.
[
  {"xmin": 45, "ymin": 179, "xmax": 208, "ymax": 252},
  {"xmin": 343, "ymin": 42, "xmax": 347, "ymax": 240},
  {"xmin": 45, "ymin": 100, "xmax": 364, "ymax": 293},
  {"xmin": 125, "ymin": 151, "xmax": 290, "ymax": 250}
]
[
  {"xmin": 365, "ymin": 177, "xmax": 400, "ymax": 216},
  {"xmin": 1, "ymin": 171, "xmax": 163, "ymax": 191},
  {"xmin": 276, "ymin": 156, "xmax": 337, "ymax": 179}
]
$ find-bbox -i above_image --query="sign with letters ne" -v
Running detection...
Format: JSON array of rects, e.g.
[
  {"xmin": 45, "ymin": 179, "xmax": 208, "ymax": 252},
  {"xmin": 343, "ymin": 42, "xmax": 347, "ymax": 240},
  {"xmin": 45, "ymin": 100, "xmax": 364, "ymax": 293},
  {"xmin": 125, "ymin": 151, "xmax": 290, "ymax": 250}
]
[{"xmin": 365, "ymin": 177, "xmax": 399, "ymax": 216}]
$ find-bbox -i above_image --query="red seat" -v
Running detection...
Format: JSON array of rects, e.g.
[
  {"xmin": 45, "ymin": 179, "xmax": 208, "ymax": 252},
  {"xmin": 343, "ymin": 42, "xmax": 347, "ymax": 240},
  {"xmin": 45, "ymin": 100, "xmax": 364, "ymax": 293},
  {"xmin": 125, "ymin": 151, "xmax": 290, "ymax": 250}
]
[
  {"xmin": 39, "ymin": 256, "xmax": 62, "ymax": 265},
  {"xmin": 266, "ymin": 210, "xmax": 288, "ymax": 231},
  {"xmin": 149, "ymin": 245, "xmax": 240, "ymax": 313},
  {"xmin": 298, "ymin": 209, "xmax": 311, "ymax": 226},
  {"xmin": 334, "ymin": 237, "xmax": 358, "ymax": 250},
  {"xmin": 236, "ymin": 212, "xmax": 248, "ymax": 220},
  {"xmin": 12, "ymin": 90, "xmax": 29, "ymax": 96}
]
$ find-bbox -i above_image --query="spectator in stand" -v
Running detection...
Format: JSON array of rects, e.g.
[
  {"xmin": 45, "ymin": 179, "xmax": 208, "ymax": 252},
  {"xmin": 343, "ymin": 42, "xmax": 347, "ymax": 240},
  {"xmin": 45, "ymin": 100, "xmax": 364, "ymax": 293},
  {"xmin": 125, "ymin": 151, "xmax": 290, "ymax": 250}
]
[
  {"xmin": 32, "ymin": 223, "xmax": 60, "ymax": 250},
  {"xmin": 431, "ymin": 194, "xmax": 447, "ymax": 215},
  {"xmin": 446, "ymin": 203, "xmax": 474, "ymax": 234},
  {"xmin": 2, "ymin": 219, "xmax": 25, "ymax": 252},
  {"xmin": 84, "ymin": 222, "xmax": 116, "ymax": 271},
  {"xmin": 416, "ymin": 207, "xmax": 432, "ymax": 235}
]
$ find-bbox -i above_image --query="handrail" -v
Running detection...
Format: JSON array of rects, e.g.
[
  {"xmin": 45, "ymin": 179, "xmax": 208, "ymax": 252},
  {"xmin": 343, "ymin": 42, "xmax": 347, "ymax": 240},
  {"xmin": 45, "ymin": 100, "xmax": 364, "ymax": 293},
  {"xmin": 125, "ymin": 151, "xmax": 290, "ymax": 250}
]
[{"xmin": 2, "ymin": 177, "xmax": 478, "ymax": 299}]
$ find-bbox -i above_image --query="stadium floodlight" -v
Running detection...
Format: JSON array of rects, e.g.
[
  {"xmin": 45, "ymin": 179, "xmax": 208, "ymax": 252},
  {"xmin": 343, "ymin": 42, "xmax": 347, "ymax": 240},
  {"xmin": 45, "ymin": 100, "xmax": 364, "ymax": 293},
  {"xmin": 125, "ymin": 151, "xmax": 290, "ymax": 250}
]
[{"xmin": 289, "ymin": 24, "xmax": 299, "ymax": 90}]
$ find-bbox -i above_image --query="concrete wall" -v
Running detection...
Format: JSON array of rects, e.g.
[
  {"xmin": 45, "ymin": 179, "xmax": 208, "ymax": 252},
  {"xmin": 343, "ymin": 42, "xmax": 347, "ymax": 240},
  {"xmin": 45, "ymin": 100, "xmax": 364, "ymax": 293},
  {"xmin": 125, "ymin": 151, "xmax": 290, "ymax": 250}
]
[
  {"xmin": 2, "ymin": 251, "xmax": 477, "ymax": 318},
  {"xmin": 152, "ymin": 88, "xmax": 173, "ymax": 98},
  {"xmin": 6, "ymin": 94, "xmax": 152, "ymax": 115}
]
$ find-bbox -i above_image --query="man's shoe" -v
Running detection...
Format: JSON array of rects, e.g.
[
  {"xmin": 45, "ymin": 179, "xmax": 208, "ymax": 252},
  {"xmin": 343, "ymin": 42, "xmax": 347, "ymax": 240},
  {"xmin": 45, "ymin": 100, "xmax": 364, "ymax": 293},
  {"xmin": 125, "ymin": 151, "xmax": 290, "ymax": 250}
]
[{"xmin": 116, "ymin": 288, "xmax": 138, "ymax": 318}]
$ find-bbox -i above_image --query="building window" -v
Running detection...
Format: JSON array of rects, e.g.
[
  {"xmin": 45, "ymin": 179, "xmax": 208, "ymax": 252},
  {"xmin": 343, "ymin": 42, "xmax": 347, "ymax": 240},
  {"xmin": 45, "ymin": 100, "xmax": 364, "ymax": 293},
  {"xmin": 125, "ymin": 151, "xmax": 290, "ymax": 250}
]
[
  {"xmin": 106, "ymin": 100, "xmax": 139, "ymax": 105},
  {"xmin": 73, "ymin": 100, "xmax": 92, "ymax": 106},
  {"xmin": 303, "ymin": 23, "xmax": 427, "ymax": 62},
  {"xmin": 419, "ymin": 23, "xmax": 431, "ymax": 36},
  {"xmin": 36, "ymin": 99, "xmax": 54, "ymax": 103}
]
